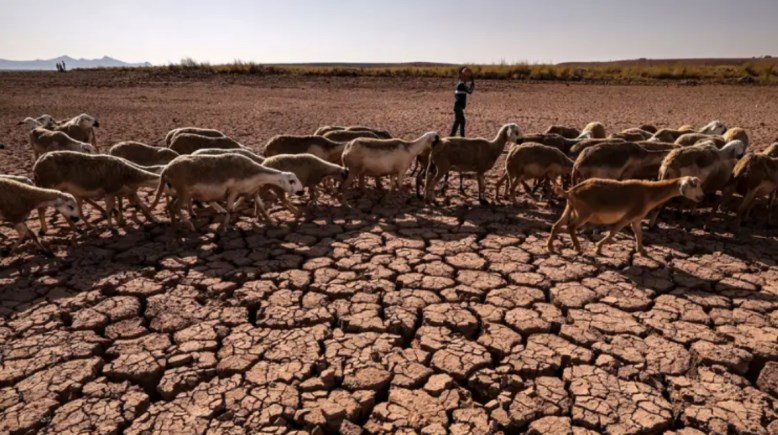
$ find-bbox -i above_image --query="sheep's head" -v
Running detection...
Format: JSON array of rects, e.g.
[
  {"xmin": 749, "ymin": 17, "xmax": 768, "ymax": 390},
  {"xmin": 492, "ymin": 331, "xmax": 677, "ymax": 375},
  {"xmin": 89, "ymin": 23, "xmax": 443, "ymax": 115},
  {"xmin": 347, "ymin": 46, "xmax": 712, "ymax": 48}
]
[
  {"xmin": 679, "ymin": 177, "xmax": 704, "ymax": 202},
  {"xmin": 723, "ymin": 127, "xmax": 748, "ymax": 146},
  {"xmin": 422, "ymin": 131, "xmax": 441, "ymax": 147},
  {"xmin": 82, "ymin": 143, "xmax": 98, "ymax": 154},
  {"xmin": 18, "ymin": 115, "xmax": 57, "ymax": 129},
  {"xmin": 279, "ymin": 172, "xmax": 304, "ymax": 196},
  {"xmin": 54, "ymin": 193, "xmax": 80, "ymax": 223},
  {"xmin": 504, "ymin": 124, "xmax": 522, "ymax": 143},
  {"xmin": 700, "ymin": 120, "xmax": 726, "ymax": 135},
  {"xmin": 722, "ymin": 140, "xmax": 746, "ymax": 160},
  {"xmin": 75, "ymin": 114, "xmax": 99, "ymax": 129}
]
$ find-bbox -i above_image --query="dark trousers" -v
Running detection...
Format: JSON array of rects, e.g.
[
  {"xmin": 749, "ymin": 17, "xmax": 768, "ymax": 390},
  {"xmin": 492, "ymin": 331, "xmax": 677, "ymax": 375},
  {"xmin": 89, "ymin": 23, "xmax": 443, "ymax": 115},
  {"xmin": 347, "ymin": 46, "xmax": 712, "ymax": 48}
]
[{"xmin": 450, "ymin": 105, "xmax": 465, "ymax": 137}]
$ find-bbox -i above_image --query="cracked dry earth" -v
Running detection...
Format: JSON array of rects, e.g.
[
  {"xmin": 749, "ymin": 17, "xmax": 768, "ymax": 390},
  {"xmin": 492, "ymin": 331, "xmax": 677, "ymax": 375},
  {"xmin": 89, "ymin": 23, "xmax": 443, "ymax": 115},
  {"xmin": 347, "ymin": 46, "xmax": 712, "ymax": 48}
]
[{"xmin": 2, "ymin": 73, "xmax": 778, "ymax": 434}]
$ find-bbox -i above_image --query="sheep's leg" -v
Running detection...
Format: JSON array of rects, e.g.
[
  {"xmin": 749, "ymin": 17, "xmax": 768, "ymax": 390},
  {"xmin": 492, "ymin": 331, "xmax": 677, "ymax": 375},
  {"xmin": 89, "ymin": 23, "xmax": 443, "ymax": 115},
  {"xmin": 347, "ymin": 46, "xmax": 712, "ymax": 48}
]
[
  {"xmin": 425, "ymin": 165, "xmax": 446, "ymax": 201},
  {"xmin": 9, "ymin": 223, "xmax": 30, "ymax": 254},
  {"xmin": 477, "ymin": 174, "xmax": 488, "ymax": 205},
  {"xmin": 510, "ymin": 176, "xmax": 524, "ymax": 203},
  {"xmin": 548, "ymin": 204, "xmax": 572, "ymax": 252},
  {"xmin": 220, "ymin": 192, "xmax": 239, "ymax": 232},
  {"xmin": 37, "ymin": 207, "xmax": 48, "ymax": 235},
  {"xmin": 415, "ymin": 169, "xmax": 426, "ymax": 199},
  {"xmin": 595, "ymin": 220, "xmax": 632, "ymax": 255},
  {"xmin": 717, "ymin": 185, "xmax": 736, "ymax": 213},
  {"xmin": 438, "ymin": 172, "xmax": 450, "ymax": 195},
  {"xmin": 131, "ymin": 192, "xmax": 158, "ymax": 223},
  {"xmin": 178, "ymin": 193, "xmax": 196, "ymax": 231},
  {"xmin": 253, "ymin": 193, "xmax": 276, "ymax": 226},
  {"xmin": 630, "ymin": 220, "xmax": 647, "ymax": 256},
  {"xmin": 737, "ymin": 189, "xmax": 760, "ymax": 225},
  {"xmin": 647, "ymin": 201, "xmax": 669, "ymax": 228},
  {"xmin": 768, "ymin": 190, "xmax": 777, "ymax": 226},
  {"xmin": 75, "ymin": 199, "xmax": 94, "ymax": 229},
  {"xmin": 494, "ymin": 173, "xmax": 508, "ymax": 199},
  {"xmin": 84, "ymin": 198, "xmax": 108, "ymax": 219},
  {"xmin": 522, "ymin": 180, "xmax": 537, "ymax": 200},
  {"xmin": 104, "ymin": 196, "xmax": 117, "ymax": 233},
  {"xmin": 340, "ymin": 170, "xmax": 356, "ymax": 204},
  {"xmin": 459, "ymin": 173, "xmax": 465, "ymax": 194}
]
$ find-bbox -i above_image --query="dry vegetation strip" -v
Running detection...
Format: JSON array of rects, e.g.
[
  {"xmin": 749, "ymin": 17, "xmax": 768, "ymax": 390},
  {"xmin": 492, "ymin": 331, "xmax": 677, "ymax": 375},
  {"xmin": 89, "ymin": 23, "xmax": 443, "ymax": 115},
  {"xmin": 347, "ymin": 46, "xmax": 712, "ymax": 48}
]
[{"xmin": 86, "ymin": 57, "xmax": 778, "ymax": 84}]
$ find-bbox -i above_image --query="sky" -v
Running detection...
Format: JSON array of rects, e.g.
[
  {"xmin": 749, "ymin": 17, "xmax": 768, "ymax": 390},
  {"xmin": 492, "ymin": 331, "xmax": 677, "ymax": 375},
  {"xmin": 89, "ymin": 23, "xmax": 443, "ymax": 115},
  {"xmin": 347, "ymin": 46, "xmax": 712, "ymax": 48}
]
[{"xmin": 2, "ymin": 0, "xmax": 778, "ymax": 65}]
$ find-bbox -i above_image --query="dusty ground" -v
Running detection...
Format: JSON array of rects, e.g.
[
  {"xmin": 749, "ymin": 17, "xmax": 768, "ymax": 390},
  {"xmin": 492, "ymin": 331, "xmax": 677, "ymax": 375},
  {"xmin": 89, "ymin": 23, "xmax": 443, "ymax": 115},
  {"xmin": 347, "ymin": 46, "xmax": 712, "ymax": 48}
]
[{"xmin": 1, "ymin": 71, "xmax": 778, "ymax": 434}]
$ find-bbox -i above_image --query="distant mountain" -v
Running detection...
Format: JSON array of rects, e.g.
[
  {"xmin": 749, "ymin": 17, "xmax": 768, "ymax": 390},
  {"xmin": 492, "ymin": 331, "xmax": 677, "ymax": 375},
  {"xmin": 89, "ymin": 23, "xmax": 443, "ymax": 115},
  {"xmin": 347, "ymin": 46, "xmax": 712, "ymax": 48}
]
[{"xmin": 0, "ymin": 55, "xmax": 151, "ymax": 71}]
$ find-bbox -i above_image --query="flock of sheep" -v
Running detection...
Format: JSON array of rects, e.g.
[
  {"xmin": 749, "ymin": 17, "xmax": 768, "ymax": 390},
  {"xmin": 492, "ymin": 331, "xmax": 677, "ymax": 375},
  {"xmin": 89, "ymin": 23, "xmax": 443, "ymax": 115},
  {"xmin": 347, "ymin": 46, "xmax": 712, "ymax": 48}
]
[{"xmin": 2, "ymin": 113, "xmax": 777, "ymax": 257}]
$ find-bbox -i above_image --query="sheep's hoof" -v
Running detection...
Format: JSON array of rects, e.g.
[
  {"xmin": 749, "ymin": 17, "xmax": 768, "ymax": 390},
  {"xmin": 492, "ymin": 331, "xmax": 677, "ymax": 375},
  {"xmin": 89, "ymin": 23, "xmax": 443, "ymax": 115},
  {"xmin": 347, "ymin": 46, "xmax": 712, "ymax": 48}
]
[
  {"xmin": 110, "ymin": 228, "xmax": 119, "ymax": 236},
  {"xmin": 42, "ymin": 249, "xmax": 55, "ymax": 258},
  {"xmin": 479, "ymin": 198, "xmax": 490, "ymax": 206},
  {"xmin": 637, "ymin": 248, "xmax": 648, "ymax": 257},
  {"xmin": 38, "ymin": 229, "xmax": 46, "ymax": 237}
]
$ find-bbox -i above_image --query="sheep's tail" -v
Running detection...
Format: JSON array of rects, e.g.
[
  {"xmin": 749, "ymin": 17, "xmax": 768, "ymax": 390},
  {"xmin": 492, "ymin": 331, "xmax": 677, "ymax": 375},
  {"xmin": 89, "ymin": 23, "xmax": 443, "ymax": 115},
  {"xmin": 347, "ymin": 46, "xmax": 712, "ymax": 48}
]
[{"xmin": 149, "ymin": 172, "xmax": 167, "ymax": 210}]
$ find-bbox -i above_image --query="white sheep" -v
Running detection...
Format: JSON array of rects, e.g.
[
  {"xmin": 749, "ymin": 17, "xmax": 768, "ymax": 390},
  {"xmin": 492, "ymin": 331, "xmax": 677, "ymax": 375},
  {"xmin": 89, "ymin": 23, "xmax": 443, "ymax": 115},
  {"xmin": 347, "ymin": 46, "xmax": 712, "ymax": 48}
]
[
  {"xmin": 149, "ymin": 153, "xmax": 303, "ymax": 231},
  {"xmin": 29, "ymin": 127, "xmax": 97, "ymax": 160},
  {"xmin": 0, "ymin": 178, "xmax": 80, "ymax": 254},
  {"xmin": 342, "ymin": 132, "xmax": 440, "ymax": 201}
]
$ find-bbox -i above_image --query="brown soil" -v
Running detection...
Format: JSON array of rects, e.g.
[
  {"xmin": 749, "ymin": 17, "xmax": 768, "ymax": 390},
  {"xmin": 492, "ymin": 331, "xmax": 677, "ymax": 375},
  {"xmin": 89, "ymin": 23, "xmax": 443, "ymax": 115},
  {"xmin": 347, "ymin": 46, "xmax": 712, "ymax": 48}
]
[{"xmin": 1, "ymin": 71, "xmax": 777, "ymax": 434}]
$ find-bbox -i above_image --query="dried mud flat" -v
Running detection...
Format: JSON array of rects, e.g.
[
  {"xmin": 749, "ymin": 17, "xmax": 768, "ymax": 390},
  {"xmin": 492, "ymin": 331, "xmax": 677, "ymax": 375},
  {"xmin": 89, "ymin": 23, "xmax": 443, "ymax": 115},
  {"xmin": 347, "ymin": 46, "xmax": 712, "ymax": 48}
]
[{"xmin": 1, "ymin": 72, "xmax": 778, "ymax": 434}]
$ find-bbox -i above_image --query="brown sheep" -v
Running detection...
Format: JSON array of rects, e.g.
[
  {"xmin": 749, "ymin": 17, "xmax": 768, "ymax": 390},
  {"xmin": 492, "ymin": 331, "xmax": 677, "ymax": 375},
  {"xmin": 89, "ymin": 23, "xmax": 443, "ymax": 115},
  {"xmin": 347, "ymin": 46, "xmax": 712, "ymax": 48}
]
[
  {"xmin": 548, "ymin": 177, "xmax": 704, "ymax": 255},
  {"xmin": 494, "ymin": 143, "xmax": 574, "ymax": 202}
]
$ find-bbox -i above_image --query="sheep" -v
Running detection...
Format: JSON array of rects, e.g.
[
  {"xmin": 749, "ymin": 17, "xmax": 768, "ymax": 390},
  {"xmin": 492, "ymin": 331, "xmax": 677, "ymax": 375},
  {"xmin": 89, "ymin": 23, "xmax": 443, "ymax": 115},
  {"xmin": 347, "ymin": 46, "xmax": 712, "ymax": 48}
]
[
  {"xmin": 675, "ymin": 133, "xmax": 726, "ymax": 148},
  {"xmin": 0, "ymin": 178, "xmax": 80, "ymax": 254},
  {"xmin": 649, "ymin": 127, "xmax": 695, "ymax": 143},
  {"xmin": 314, "ymin": 125, "xmax": 346, "ymax": 136},
  {"xmin": 544, "ymin": 125, "xmax": 581, "ymax": 139},
  {"xmin": 164, "ymin": 127, "xmax": 225, "ymax": 146},
  {"xmin": 57, "ymin": 114, "xmax": 99, "ymax": 146},
  {"xmin": 344, "ymin": 126, "xmax": 392, "ymax": 139},
  {"xmin": 494, "ymin": 143, "xmax": 574, "ymax": 202},
  {"xmin": 169, "ymin": 134, "xmax": 245, "ymax": 155},
  {"xmin": 0, "ymin": 174, "xmax": 34, "ymax": 185},
  {"xmin": 424, "ymin": 123, "xmax": 521, "ymax": 205},
  {"xmin": 647, "ymin": 140, "xmax": 747, "ymax": 227},
  {"xmin": 18, "ymin": 114, "xmax": 58, "ymax": 129},
  {"xmin": 719, "ymin": 153, "xmax": 778, "ymax": 226},
  {"xmin": 577, "ymin": 122, "xmax": 606, "ymax": 139},
  {"xmin": 258, "ymin": 154, "xmax": 349, "ymax": 220},
  {"xmin": 608, "ymin": 128, "xmax": 653, "ymax": 142},
  {"xmin": 762, "ymin": 143, "xmax": 778, "ymax": 157},
  {"xmin": 634, "ymin": 141, "xmax": 681, "ymax": 152},
  {"xmin": 572, "ymin": 141, "xmax": 672, "ymax": 185},
  {"xmin": 547, "ymin": 176, "xmax": 704, "ymax": 255},
  {"xmin": 149, "ymin": 154, "xmax": 303, "ymax": 231},
  {"xmin": 639, "ymin": 124, "xmax": 658, "ymax": 134},
  {"xmin": 109, "ymin": 141, "xmax": 180, "ymax": 166},
  {"xmin": 263, "ymin": 135, "xmax": 345, "ymax": 164},
  {"xmin": 29, "ymin": 127, "xmax": 97, "ymax": 160},
  {"xmin": 568, "ymin": 138, "xmax": 626, "ymax": 158},
  {"xmin": 515, "ymin": 133, "xmax": 579, "ymax": 155},
  {"xmin": 33, "ymin": 151, "xmax": 161, "ymax": 231},
  {"xmin": 342, "ymin": 131, "xmax": 440, "ymax": 201},
  {"xmin": 192, "ymin": 147, "xmax": 265, "ymax": 164},
  {"xmin": 722, "ymin": 127, "xmax": 749, "ymax": 147},
  {"xmin": 316, "ymin": 125, "xmax": 392, "ymax": 139},
  {"xmin": 323, "ymin": 129, "xmax": 380, "ymax": 143},
  {"xmin": 699, "ymin": 120, "xmax": 727, "ymax": 135}
]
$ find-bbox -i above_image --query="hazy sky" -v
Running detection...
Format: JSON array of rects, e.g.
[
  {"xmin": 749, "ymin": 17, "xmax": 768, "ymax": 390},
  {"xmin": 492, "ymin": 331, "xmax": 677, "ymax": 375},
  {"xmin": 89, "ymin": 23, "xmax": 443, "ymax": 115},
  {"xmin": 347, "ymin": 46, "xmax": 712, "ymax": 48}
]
[{"xmin": 2, "ymin": 0, "xmax": 777, "ymax": 64}]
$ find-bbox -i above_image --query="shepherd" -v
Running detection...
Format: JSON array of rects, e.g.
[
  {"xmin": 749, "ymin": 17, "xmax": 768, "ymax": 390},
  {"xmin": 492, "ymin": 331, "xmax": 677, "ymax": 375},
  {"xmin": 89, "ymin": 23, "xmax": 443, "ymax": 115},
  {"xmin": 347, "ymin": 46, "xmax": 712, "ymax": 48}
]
[{"xmin": 450, "ymin": 66, "xmax": 474, "ymax": 137}]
